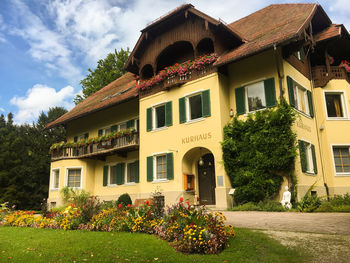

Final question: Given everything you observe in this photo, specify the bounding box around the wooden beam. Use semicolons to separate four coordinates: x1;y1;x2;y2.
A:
185;10;188;19
205;20;208;30
325;48;331;74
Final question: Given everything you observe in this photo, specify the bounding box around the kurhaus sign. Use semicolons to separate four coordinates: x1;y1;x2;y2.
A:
182;132;212;144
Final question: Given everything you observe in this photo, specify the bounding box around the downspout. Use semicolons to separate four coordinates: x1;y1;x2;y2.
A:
273;44;284;101
307;46;330;200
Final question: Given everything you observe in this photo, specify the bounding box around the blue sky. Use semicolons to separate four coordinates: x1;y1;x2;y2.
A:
0;0;349;123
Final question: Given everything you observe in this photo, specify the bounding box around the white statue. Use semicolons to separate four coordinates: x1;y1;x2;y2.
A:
281;186;292;209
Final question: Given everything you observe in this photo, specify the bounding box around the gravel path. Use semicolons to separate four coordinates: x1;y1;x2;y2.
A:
220;211;350;234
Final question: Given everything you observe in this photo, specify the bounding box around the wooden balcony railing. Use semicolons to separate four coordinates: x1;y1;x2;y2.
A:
139;66;217;98
51;132;139;161
312;66;350;87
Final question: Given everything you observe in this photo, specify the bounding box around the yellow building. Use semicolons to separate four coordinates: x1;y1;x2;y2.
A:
46;3;350;209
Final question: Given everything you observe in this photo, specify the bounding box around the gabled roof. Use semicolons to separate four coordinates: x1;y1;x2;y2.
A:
314;24;349;42
215;3;330;66
125;4;244;74
46;73;137;129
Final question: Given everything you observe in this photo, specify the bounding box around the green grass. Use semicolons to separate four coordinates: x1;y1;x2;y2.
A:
0;227;306;263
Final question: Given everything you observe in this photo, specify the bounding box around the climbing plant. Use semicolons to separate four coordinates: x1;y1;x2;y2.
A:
222;100;297;204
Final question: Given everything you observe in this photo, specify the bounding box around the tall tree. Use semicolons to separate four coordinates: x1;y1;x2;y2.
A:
0;107;67;210
74;48;130;104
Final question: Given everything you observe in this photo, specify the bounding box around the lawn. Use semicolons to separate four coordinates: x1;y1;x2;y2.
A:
0;227;306;263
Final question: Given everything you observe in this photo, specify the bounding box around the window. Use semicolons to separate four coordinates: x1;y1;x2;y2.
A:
126;161;139;183
235;78;276;115
287;76;314;117
67;168;81;188
110;165;117;185
51;169;60;189
325;92;347;118
147;102;172;131
155;104;166;128
332;146;350;174
147;153;174;182
179;90;210;123
74;133;89;142
298;140;317;174
294;47;305;63
156;155;167;180
99;119;137;136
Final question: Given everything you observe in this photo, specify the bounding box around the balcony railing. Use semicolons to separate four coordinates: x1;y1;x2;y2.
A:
312;66;350;87
51;132;139;161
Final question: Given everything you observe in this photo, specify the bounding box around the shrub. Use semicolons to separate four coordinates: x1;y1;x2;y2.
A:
116;193;132;206
315;201;334;212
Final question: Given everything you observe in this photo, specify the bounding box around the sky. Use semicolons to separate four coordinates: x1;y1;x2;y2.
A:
0;0;349;124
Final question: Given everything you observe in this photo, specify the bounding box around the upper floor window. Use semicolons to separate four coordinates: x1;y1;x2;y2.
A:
147;102;172;131
294;47;305;63
325;92;347;119
67;168;82;188
98;119;137;137
287;76;314;117
332;146;350;174
235;78;276;115
74;133;89;142
179;90;211;123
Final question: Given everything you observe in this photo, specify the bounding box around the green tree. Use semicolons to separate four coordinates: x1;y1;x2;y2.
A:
0;108;67;210
74;48;130;104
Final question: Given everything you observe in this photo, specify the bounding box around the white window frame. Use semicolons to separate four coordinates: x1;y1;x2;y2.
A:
108;162;118;187
51;168;60;190
65;166;83;189
125;159;138;185
184;90;205;123
245;81;267;113
292;80;311;117
152;103;167;130
152;151;169;183
323;90;349;120
330;144;350;176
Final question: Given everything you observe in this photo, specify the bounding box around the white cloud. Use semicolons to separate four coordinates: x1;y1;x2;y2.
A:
10;84;75;124
327;0;350;30
0;107;5;112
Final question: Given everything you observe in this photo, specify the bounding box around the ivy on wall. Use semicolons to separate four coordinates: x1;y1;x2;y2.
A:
222;100;297;204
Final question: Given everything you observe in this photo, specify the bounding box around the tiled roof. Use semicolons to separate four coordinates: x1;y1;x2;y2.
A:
215;4;318;66
314;24;348;42
46;73;137;129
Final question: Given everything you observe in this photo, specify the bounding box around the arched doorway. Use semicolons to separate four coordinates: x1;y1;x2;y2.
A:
198;153;216;205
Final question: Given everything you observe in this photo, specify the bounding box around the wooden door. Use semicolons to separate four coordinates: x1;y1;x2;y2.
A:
198;153;216;205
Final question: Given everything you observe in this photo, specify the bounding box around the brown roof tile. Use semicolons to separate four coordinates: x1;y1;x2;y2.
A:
215;4;318;66
314;24;347;42
46;73;137;129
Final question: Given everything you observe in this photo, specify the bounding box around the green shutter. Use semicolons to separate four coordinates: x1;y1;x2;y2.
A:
307;90;314;118
84;133;89;139
103;165;108;186
165;101;173;127
300;48;305;63
116;163;125;185
298;140;307;173
201;89;211;117
235;87;245;115
98;129;103;137
127;119;135;128
287;76;295;108
166;152;174;180
111;125;118;132
134;160;139;183
264;78;276;108
311;144;317;174
147;156;153;182
179;97;186;123
74;136;78;142
146;107;152;131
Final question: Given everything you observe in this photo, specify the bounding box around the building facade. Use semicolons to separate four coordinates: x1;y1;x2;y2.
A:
47;4;350;209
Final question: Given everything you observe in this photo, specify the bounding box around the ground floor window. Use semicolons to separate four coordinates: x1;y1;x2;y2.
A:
333;146;350;173
110;165;117;185
156;154;167;180
51;169;60;189
67;168;81;188
127;161;139;183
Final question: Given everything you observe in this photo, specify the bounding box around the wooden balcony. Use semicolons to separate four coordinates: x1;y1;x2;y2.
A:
312;66;350;87
139;66;217;98
51;132;139;161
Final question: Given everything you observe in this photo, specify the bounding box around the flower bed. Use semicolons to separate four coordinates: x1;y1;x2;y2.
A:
1;199;234;254
136;53;218;91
